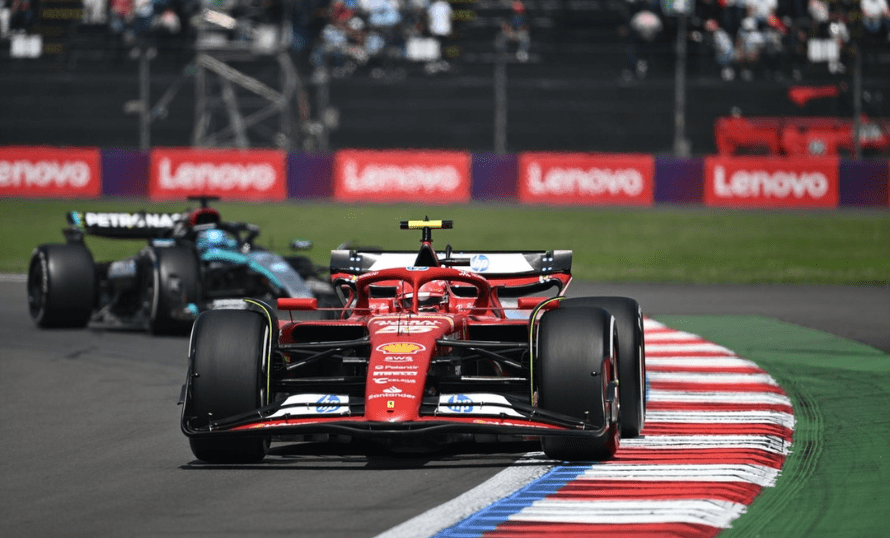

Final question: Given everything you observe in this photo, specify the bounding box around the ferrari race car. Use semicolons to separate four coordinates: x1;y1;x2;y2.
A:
180;219;646;463
27;197;338;333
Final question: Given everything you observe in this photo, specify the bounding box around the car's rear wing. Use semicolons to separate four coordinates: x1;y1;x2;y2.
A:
330;249;572;277
65;210;186;240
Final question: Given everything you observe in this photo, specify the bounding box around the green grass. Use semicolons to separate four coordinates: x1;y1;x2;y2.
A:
2;198;888;284
657;315;890;537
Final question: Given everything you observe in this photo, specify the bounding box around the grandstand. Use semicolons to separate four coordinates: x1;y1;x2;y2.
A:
1;0;888;154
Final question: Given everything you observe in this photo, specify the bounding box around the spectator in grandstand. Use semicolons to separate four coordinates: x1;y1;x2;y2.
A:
862;0;890;41
502;0;530;62
362;0;404;78
83;0;108;25
721;0;748;36
132;0;155;38
745;0;779;23
428;0;452;38
735;15;766;79
109;0;135;46
0;1;9;38
426;0;452;73
621;0;662;80
9;0;35;32
705;18;738;80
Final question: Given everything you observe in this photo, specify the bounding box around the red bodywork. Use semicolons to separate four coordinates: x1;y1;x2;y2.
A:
265;265;570;431
715;116;890;157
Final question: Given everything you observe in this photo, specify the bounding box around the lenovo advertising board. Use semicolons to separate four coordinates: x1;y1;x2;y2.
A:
705;156;839;208
149;148;287;201
0;146;102;198
517;153;655;206
333;150;471;203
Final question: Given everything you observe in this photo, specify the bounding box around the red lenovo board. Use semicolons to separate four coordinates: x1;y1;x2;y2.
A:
149;148;287;201
705;156;839;208
333;150;471;203
0;146;102;198
517;153;654;206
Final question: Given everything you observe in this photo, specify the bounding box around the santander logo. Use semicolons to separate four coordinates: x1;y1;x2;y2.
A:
0;159;92;188
342;159;461;193
713;165;829;199
157;157;276;192
526;162;644;197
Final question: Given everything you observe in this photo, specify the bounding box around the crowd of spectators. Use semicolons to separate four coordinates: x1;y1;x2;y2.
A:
2;0;888;82
621;0;890;81
309;0;455;78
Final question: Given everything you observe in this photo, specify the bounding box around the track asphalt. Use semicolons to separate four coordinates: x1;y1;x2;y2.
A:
1;280;887;537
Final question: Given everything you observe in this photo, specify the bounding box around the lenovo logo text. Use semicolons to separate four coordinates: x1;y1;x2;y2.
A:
158;158;276;191
0;160;92;188
343;160;461;193
527;163;644;196
714;166;829;199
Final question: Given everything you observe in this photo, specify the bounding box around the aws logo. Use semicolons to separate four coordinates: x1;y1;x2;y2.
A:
376;342;426;354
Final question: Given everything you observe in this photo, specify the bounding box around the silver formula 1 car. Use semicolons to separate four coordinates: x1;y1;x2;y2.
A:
27;197;337;334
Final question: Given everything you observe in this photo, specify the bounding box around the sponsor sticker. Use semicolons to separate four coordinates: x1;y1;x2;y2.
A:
384;356;415;363
376;342;426;354
315;394;343;414
470;255;490;272
269;394;350;417
377;325;438;334
446;394;475;413
82;211;183;229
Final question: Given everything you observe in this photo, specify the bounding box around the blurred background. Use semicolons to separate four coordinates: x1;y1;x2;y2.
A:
1;0;888;156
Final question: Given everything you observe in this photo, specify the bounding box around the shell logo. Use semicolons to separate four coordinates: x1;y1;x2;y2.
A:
376;342;426;354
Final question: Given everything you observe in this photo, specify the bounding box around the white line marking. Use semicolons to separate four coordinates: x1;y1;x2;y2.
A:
646;343;735;354
372;455;552;538
648;372;779;385
647;391;793;405
645;410;796;428
578;464;781;487
646;357;758;368
510;499;748;528
622;435;792;454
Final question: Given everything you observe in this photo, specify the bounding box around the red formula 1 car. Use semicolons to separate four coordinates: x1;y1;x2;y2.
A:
180;220;646;463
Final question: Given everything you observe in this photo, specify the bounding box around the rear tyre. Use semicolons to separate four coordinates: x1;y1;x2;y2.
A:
187;309;271;463
537;306;619;461
27;244;96;328
144;246;200;334
562;296;646;438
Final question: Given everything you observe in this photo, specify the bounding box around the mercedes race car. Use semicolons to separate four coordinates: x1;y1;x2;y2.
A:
180;219;646;463
27;197;338;333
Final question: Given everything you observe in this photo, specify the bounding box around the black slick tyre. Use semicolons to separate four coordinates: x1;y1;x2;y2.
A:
187;309;271;463
27;244;96;328
537;306;620;462
561;296;646;438
143;246;200;334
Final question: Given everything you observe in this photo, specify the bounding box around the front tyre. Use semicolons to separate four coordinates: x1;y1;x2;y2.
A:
143;246;200;334
186;309;271;463
27;244;96;328
537;306;620;462
562;296;646;438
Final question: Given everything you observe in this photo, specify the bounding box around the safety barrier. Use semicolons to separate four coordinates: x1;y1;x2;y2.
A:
1;146;888;208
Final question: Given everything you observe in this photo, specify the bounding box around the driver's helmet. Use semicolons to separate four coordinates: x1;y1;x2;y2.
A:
196;228;238;252
400;280;448;311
